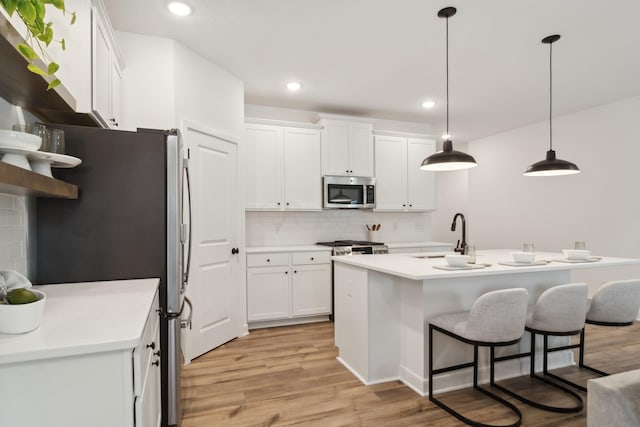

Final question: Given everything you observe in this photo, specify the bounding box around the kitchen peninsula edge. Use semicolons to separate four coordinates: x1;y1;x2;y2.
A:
332;249;640;396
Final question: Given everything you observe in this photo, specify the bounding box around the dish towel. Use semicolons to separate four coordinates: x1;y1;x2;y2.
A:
0;270;33;292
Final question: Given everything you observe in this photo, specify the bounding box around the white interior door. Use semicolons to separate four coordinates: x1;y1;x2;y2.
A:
182;122;240;361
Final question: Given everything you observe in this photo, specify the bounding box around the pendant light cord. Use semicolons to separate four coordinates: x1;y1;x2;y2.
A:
549;41;553;151
446;15;450;136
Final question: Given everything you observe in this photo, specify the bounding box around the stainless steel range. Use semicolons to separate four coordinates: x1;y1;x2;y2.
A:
316;240;389;256
316;240;389;320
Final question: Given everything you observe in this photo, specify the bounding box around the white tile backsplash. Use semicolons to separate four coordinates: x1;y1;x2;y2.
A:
246;210;433;246
0;194;32;276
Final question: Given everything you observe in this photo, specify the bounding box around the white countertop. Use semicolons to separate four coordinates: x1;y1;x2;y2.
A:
332;249;640;281
0;278;159;365
386;241;452;249
246;245;333;253
246;242;451;253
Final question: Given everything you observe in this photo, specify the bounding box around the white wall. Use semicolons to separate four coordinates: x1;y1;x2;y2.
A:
174;43;245;139
246;210;432;246
245;104;433;135
0;97;39;278
435;96;640;289
116;31;177;131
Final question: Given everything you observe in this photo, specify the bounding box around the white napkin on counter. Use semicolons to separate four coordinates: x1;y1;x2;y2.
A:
0;270;33;291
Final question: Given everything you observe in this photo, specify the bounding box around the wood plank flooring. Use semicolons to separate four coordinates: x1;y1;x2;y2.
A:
181;322;640;426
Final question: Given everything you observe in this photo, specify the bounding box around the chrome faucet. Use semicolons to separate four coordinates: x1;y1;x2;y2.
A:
451;213;467;254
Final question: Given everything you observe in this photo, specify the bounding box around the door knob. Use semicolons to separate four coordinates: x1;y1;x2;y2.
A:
231;247;239;255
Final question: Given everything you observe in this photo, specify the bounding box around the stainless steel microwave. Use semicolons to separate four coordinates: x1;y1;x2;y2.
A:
323;176;375;209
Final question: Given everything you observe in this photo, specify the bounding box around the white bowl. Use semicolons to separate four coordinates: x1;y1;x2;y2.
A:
445;254;470;267
562;249;591;260
0;289;46;334
512;252;536;263
30;159;53;177
0;130;41;150
2;153;32;170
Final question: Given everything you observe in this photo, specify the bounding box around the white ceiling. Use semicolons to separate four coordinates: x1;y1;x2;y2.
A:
103;0;640;142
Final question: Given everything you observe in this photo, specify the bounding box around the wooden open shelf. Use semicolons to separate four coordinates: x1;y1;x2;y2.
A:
0;161;77;199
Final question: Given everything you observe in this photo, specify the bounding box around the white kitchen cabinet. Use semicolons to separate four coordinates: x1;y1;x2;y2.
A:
245;123;322;211
91;2;124;128
0;280;161;427
374;134;436;212
317;117;374;177
246;249;332;327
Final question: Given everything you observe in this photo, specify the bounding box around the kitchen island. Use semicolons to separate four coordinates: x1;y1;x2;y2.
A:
333;249;640;395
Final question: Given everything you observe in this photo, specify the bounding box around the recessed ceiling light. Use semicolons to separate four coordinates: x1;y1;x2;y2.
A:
286;82;303;91
422;100;436;109
168;1;192;17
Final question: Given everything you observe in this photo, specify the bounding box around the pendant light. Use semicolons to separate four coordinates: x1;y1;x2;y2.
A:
420;7;477;172
524;35;580;176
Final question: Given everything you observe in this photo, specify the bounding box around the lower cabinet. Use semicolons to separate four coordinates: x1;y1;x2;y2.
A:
0;290;161;427
247;250;332;326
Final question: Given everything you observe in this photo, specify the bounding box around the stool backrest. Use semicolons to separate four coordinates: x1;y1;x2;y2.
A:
529;283;588;333
588;279;640;324
466;288;528;342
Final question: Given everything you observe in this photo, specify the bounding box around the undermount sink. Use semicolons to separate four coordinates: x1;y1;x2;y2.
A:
412;255;445;259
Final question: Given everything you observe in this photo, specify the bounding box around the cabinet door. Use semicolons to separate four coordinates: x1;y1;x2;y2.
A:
349;122;374;177
247;267;291;321
283;128;322;210
137;318;161;427
407;138;436;211
245;125;283;210
110;60;122;129
291;264;331;317
321;120;350;175
374;136;407;211
92;10;111;127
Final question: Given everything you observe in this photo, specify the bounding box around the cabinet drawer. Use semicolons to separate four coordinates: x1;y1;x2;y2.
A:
292;251;331;265
247;253;289;267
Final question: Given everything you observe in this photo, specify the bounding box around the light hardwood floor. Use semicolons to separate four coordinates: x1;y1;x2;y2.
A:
181;321;640;426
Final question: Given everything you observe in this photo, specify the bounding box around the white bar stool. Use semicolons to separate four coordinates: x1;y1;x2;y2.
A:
492;283;588;412
429;288;529;427
564;279;640;391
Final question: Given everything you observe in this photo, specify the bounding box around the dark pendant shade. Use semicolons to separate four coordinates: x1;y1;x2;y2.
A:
420;6;477;172
524;34;580;177
420;140;477;171
524;149;579;176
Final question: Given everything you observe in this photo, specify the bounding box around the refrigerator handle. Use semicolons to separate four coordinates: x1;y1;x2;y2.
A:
183;158;193;290
180;296;193;330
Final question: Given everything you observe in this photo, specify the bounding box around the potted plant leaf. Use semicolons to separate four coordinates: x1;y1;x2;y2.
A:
0;0;76;90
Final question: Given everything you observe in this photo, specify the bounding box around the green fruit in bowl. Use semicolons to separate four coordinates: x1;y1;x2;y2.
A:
7;288;38;304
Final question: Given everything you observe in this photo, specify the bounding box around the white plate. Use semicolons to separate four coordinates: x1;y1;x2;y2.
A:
0;145;81;168
0;130;41;151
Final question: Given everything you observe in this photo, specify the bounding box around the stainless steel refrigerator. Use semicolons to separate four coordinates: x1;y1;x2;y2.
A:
35;125;191;427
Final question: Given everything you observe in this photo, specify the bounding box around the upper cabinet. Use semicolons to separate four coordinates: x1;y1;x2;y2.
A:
0;0;121;128
316;116;374;177
245;121;322;211
374;133;436;212
91;2;123;129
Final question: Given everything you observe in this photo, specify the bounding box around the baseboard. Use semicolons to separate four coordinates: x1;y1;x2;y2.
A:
248;315;330;330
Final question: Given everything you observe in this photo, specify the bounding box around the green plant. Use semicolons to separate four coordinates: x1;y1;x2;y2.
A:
0;0;76;90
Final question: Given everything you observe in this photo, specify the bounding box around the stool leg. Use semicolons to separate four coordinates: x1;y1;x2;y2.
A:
530;332;536;376
429;325;522;427
579;327;609;377
540;332;587;393
492;331;584;413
